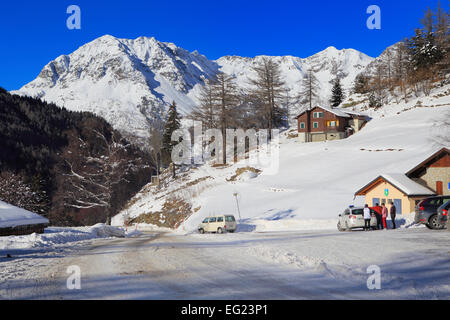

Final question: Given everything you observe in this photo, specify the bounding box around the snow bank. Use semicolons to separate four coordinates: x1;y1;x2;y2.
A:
0;223;135;250
230;218;337;232
0;201;49;228
237;214;419;233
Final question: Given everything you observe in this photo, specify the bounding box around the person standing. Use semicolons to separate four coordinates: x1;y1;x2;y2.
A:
373;203;383;230
363;204;371;231
390;202;397;229
381;203;388;230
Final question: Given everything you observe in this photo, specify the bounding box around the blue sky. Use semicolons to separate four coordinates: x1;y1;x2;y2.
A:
0;0;443;90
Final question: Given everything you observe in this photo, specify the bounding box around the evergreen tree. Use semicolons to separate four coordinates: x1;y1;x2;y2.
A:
407;18;444;71
368;92;382;109
330;77;344;107
162;101;182;165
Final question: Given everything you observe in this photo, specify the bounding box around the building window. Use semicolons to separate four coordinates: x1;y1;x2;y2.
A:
313;122;319;129
300;122;305;129
327;121;338;127
313;112;324;118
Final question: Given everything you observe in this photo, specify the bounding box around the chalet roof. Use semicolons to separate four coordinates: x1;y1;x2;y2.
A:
295;105;366;119
406;147;449;177
355;173;436;197
0;201;49;229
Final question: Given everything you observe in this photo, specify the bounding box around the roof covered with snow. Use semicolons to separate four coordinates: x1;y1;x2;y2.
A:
355;174;436;196
381;174;436;196
406;147;449;177
318;106;351;117
0;201;49;229
295;105;367;119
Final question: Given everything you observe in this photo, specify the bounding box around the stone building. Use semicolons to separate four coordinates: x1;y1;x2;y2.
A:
406;147;449;196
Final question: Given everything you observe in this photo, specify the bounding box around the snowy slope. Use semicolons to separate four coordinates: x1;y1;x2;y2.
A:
217;46;372;115
14;35;373;140
0;201;49;228
112;84;450;231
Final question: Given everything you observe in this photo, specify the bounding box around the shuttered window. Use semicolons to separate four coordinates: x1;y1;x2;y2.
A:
313;112;324;118
327;120;339;127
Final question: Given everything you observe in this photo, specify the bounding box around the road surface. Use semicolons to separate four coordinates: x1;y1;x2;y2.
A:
1;228;449;299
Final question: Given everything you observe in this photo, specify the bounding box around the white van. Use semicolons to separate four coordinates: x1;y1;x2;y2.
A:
198;215;237;234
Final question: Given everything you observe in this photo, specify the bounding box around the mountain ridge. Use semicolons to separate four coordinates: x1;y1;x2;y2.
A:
14;35;378;140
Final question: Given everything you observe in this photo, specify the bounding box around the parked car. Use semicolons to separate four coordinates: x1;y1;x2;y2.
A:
414;196;450;229
337;206;377;231
198;215;237;234
437;200;450;228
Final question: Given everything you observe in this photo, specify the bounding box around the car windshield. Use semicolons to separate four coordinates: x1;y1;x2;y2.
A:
225;216;235;222
202;218;209;223
425;198;442;206
352;209;364;215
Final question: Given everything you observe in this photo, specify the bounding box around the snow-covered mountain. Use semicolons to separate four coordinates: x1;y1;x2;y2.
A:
15;35;374;140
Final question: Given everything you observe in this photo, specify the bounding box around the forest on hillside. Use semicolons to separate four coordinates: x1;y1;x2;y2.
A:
0;88;152;225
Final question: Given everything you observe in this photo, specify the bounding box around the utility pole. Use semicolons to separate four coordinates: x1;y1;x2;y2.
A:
233;192;242;223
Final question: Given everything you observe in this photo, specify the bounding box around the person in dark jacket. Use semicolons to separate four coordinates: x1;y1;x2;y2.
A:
390;203;396;229
373;203;383;230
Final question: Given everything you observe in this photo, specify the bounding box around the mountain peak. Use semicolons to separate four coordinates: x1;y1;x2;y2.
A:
15;36;375;142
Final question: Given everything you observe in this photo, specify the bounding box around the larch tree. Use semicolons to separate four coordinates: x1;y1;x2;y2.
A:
393;41;410;101
353;73;370;94
211;72;240;164
282;86;294;127
190;79;219;130
298;68;320;111
249;57;286;136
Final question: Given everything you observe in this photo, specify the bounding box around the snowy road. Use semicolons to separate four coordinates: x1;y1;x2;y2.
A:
1;228;449;299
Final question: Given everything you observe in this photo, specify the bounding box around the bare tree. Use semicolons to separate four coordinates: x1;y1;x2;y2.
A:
63;130;132;225
147;120;164;188
370;64;388;105
283;86;294;127
393;42;410;102
297;68;320;111
249;57;286;135
190;80;219;130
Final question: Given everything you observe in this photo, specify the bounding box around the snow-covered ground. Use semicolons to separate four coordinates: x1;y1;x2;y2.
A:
1;229;448;299
112;84;450;233
0;224;139;250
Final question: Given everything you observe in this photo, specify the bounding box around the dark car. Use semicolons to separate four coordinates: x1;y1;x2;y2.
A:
415;195;450;229
437;200;450;228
